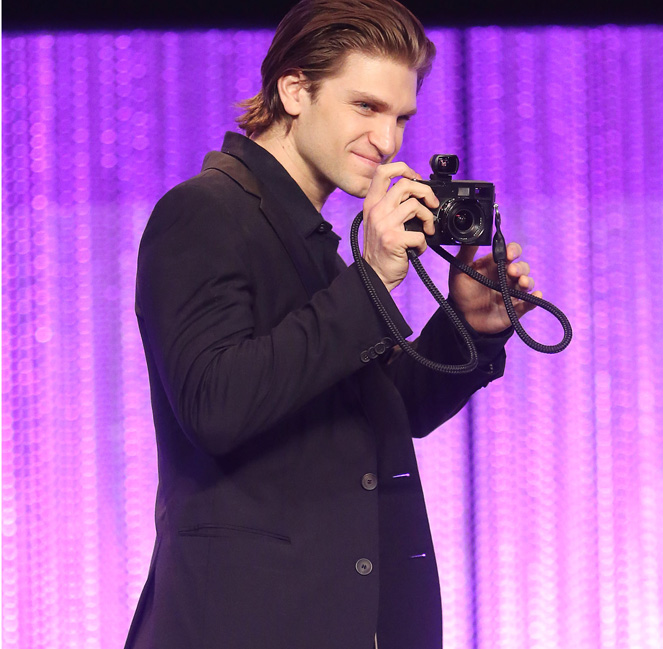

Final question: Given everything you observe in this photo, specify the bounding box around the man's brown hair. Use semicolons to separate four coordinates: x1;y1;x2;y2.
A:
237;0;436;137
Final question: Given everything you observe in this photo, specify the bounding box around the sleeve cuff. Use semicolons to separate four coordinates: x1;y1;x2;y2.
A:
348;261;413;340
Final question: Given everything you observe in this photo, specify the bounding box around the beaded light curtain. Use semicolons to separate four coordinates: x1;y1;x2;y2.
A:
3;27;662;649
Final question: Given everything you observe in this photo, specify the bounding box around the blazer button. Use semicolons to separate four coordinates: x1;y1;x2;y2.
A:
368;346;378;359
360;350;370;363
355;558;373;575
361;473;378;491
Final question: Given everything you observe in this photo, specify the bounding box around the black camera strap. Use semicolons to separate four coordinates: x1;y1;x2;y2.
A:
350;208;573;374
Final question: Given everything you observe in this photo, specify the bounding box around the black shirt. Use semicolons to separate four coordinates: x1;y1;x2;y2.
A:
221;131;342;284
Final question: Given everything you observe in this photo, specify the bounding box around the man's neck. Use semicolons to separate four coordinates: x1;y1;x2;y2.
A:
251;127;332;212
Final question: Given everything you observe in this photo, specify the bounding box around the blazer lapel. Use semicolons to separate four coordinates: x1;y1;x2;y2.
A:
202;151;329;299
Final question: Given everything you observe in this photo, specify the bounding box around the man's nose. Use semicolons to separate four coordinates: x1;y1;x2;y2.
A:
369;117;397;159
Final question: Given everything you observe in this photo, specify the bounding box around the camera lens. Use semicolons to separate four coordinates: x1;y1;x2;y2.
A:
453;209;474;233
443;199;486;243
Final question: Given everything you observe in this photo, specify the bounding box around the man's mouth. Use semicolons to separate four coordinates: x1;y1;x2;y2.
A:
353;152;382;168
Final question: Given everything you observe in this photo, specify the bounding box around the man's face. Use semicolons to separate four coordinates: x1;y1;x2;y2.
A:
285;52;419;204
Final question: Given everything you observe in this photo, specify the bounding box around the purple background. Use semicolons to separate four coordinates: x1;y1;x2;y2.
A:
3;27;663;648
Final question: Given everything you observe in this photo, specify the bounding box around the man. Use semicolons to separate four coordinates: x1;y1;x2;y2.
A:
125;1;539;647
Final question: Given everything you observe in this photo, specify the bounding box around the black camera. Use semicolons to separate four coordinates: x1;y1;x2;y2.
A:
406;154;495;246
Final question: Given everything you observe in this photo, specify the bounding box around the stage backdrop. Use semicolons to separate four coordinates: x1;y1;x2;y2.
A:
3;26;662;649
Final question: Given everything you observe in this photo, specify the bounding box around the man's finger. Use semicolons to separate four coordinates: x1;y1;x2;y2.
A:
388;177;439;210
395;197;437;235
455;244;479;266
506;242;523;262
513;290;542;317
365;161;420;206
507;260;531;279
402;231;428;257
516;274;535;292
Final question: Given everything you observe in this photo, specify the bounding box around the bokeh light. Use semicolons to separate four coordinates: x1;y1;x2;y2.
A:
2;27;662;649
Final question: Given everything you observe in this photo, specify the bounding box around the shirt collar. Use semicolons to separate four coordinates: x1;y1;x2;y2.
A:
221;132;339;241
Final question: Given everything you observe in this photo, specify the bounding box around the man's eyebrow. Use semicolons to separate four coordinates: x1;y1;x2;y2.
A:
349;91;417;116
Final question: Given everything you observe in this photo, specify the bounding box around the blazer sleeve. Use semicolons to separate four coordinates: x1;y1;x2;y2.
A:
385;301;513;438
136;177;411;456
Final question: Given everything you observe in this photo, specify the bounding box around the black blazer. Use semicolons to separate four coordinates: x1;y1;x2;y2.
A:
125;134;507;649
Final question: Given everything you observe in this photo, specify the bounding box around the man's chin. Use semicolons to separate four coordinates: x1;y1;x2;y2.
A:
339;178;371;199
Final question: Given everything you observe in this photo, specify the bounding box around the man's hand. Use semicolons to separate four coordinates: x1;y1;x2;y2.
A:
449;243;541;334
362;162;439;292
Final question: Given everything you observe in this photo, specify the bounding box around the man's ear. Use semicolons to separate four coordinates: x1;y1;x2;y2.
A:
277;72;309;117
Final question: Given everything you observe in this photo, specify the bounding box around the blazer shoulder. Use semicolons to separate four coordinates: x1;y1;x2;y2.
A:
143;166;261;243
160;165;256;213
